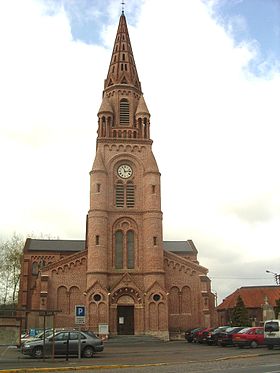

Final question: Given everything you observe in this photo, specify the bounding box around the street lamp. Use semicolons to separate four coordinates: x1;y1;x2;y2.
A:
266;270;280;285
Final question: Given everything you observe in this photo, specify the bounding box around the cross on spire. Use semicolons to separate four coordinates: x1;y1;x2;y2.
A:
121;0;125;14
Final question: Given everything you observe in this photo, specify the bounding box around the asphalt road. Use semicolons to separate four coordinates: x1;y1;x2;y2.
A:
1;338;280;372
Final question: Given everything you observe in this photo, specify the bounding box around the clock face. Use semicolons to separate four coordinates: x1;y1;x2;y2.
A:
118;164;133;179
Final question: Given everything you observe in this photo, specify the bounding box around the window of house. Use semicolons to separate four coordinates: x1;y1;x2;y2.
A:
153;237;157;246
97;183;101;192
152;185;156;194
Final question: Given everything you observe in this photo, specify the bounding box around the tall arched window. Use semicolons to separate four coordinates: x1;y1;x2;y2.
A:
115;231;123;269
120;99;129;125
127;230;134;269
114;229;135;270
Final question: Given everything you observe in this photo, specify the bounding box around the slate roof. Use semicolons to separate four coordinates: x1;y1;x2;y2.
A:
25;239;85;252
25;238;197;254
217;286;280;310
163;240;197;254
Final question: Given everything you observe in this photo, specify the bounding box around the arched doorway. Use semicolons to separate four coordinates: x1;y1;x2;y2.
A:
111;287;143;335
117;294;135;335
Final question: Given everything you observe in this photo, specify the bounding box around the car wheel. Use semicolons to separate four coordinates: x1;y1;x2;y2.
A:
32;346;43;358
250;340;258;348
268;345;274;350
83;346;94;358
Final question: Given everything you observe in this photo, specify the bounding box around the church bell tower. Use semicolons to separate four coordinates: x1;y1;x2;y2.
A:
86;13;169;339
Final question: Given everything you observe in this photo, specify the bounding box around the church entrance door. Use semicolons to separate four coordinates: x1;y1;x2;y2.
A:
117;306;134;335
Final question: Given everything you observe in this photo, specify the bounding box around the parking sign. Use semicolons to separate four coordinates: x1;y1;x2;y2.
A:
75;305;86;324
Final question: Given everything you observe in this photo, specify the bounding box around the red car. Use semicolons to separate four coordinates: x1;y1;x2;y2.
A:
194;327;215;344
232;327;264;348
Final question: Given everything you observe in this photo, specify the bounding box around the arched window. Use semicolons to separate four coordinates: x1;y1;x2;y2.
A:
113;218;137;270
120;99;129;125
127;230;134;269
115;231;123;269
32;262;38;275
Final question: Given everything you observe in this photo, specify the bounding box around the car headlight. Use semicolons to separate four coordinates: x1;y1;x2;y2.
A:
24;344;30;348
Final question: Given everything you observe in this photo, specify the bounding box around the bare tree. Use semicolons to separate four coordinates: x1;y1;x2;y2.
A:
0;233;24;305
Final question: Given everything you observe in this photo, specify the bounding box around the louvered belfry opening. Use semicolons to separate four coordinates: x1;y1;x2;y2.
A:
116;181;125;207
120;99;129;125
115;181;135;208
126;181;135;207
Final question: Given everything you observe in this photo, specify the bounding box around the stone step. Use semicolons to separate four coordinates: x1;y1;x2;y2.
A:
107;334;164;344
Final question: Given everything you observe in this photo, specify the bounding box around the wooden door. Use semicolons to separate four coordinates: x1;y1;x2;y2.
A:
117;306;134;335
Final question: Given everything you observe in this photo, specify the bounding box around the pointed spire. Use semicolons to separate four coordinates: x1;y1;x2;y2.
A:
136;95;150;117
98;95;113;114
104;14;142;92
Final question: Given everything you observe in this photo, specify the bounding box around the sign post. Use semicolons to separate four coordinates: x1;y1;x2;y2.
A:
75;305;85;360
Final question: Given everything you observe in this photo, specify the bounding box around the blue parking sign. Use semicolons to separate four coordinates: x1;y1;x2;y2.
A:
75;305;85;317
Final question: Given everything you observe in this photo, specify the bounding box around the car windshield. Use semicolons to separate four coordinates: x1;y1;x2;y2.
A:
238;327;250;334
36;330;54;339
224;327;236;333
265;321;279;332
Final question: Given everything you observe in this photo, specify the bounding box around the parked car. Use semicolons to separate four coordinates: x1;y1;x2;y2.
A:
20;329;54;346
217;327;245;347
232;327;264;348
194;328;215;344
206;326;230;345
21;330;104;358
264;320;280;349
185;328;204;343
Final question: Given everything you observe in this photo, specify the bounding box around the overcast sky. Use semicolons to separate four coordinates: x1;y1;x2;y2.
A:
1;0;280;304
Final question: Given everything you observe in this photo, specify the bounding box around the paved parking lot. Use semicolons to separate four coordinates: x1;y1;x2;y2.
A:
1;338;279;372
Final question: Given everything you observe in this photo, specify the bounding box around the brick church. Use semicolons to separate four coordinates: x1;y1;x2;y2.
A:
18;13;215;340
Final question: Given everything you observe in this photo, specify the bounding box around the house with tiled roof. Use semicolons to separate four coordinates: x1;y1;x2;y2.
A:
217;286;280;325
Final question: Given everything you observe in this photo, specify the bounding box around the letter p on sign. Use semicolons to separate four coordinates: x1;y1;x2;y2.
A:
75;305;85;324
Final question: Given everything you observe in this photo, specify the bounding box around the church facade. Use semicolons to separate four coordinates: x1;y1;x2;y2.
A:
18;14;215;340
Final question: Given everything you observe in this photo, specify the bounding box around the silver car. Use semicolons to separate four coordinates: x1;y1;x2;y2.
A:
21;330;104;358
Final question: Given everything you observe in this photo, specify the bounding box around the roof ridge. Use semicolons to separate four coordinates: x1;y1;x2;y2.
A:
41;249;87;272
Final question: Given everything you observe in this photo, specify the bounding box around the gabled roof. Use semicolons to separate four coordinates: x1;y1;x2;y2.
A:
217;286;280;310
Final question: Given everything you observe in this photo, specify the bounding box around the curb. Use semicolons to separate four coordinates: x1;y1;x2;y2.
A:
0;363;167;373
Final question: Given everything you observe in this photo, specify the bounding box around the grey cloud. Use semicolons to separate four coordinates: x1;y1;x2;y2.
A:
226;195;276;223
